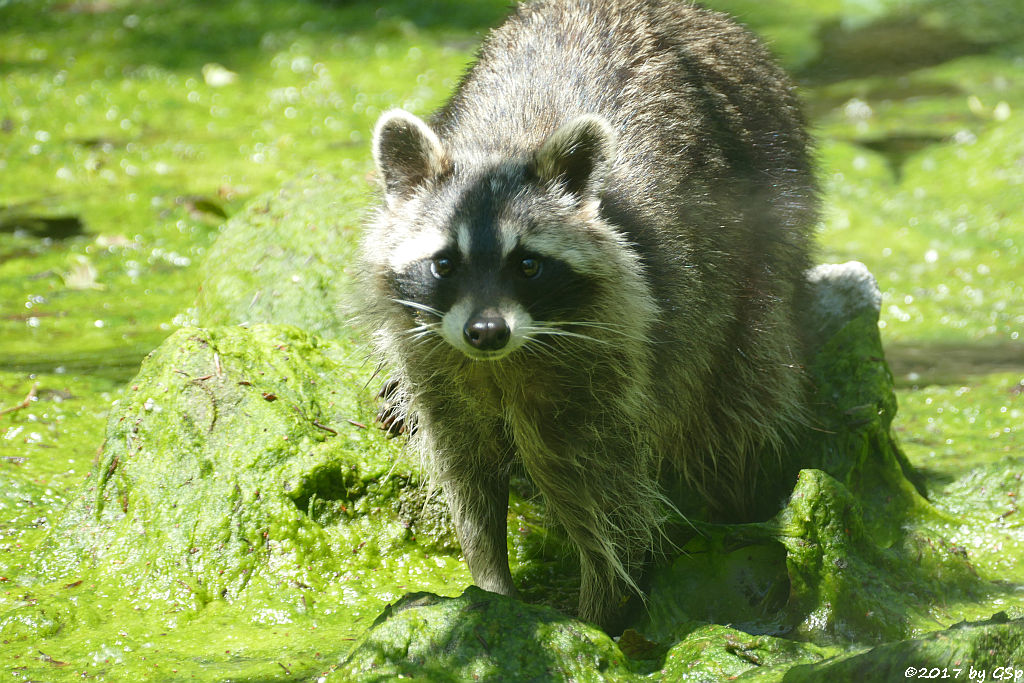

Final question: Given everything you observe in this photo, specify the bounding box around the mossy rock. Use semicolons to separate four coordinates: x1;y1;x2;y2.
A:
38;323;456;617
333;586;635;682
192;174;363;340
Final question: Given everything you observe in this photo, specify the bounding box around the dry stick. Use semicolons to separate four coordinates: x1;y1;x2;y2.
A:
313;421;339;435
0;382;39;417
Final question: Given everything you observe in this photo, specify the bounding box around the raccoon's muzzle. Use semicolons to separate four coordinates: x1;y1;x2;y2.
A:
463;311;511;351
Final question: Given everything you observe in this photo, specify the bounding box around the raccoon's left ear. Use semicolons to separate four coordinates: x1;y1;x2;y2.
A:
532;115;616;204
372;109;450;206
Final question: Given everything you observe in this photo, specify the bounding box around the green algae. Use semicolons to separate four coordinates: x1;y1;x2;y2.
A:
782;613;1024;682
0;0;479;377
2;324;470;680
898;374;1024;482
192;175;363;339
335;587;636;682
2;0;1024;680
0;372;117;594
813;55;1024;346
660;623;834;681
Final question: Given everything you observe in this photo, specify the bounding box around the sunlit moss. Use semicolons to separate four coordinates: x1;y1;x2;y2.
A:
2;0;1023;679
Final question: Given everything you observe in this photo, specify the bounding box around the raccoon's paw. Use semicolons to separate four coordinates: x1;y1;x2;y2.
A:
374;377;414;437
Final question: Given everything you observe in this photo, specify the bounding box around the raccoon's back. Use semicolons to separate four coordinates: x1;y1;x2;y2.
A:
433;0;814;211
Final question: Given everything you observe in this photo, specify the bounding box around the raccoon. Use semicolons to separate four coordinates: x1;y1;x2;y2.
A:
358;0;817;630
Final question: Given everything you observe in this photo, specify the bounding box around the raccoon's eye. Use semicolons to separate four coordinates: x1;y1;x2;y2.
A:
519;258;542;278
430;257;454;279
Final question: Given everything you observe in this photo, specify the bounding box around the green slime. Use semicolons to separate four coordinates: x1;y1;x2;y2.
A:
2;0;1023;680
2;177;1020;681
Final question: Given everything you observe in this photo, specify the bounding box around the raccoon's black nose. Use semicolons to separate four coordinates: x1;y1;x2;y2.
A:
464;315;511;351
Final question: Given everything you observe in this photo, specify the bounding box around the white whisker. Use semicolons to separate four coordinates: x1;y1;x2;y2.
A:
521;336;559;360
525;326;609;345
393;299;445;318
539;320;646;343
402;322;440;337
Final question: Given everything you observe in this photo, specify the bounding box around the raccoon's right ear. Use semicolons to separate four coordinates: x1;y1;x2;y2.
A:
532;115;616;204
372;109;450;205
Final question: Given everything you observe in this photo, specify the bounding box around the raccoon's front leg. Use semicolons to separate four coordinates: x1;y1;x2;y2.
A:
442;468;517;598
518;431;655;630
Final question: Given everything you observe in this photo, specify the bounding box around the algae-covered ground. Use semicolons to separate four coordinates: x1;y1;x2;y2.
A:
2;0;1023;680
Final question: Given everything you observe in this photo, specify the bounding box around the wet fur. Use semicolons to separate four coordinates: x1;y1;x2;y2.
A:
358;0;817;630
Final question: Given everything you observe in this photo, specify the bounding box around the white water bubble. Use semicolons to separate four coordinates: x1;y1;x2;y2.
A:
843;98;872;121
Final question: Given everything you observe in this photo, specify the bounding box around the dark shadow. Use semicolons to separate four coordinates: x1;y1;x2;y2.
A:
803;81;964;122
887;341;1024;387
798;16;995;85
0;208;86;239
851;133;947;181
1;348;153;383
907;465;958;492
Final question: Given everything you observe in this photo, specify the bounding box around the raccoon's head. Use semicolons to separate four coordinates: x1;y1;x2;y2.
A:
368;109;628;362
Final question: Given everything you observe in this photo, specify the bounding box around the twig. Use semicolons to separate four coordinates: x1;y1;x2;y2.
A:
0;382;39;417
313;421;338;435
37;650;68;667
